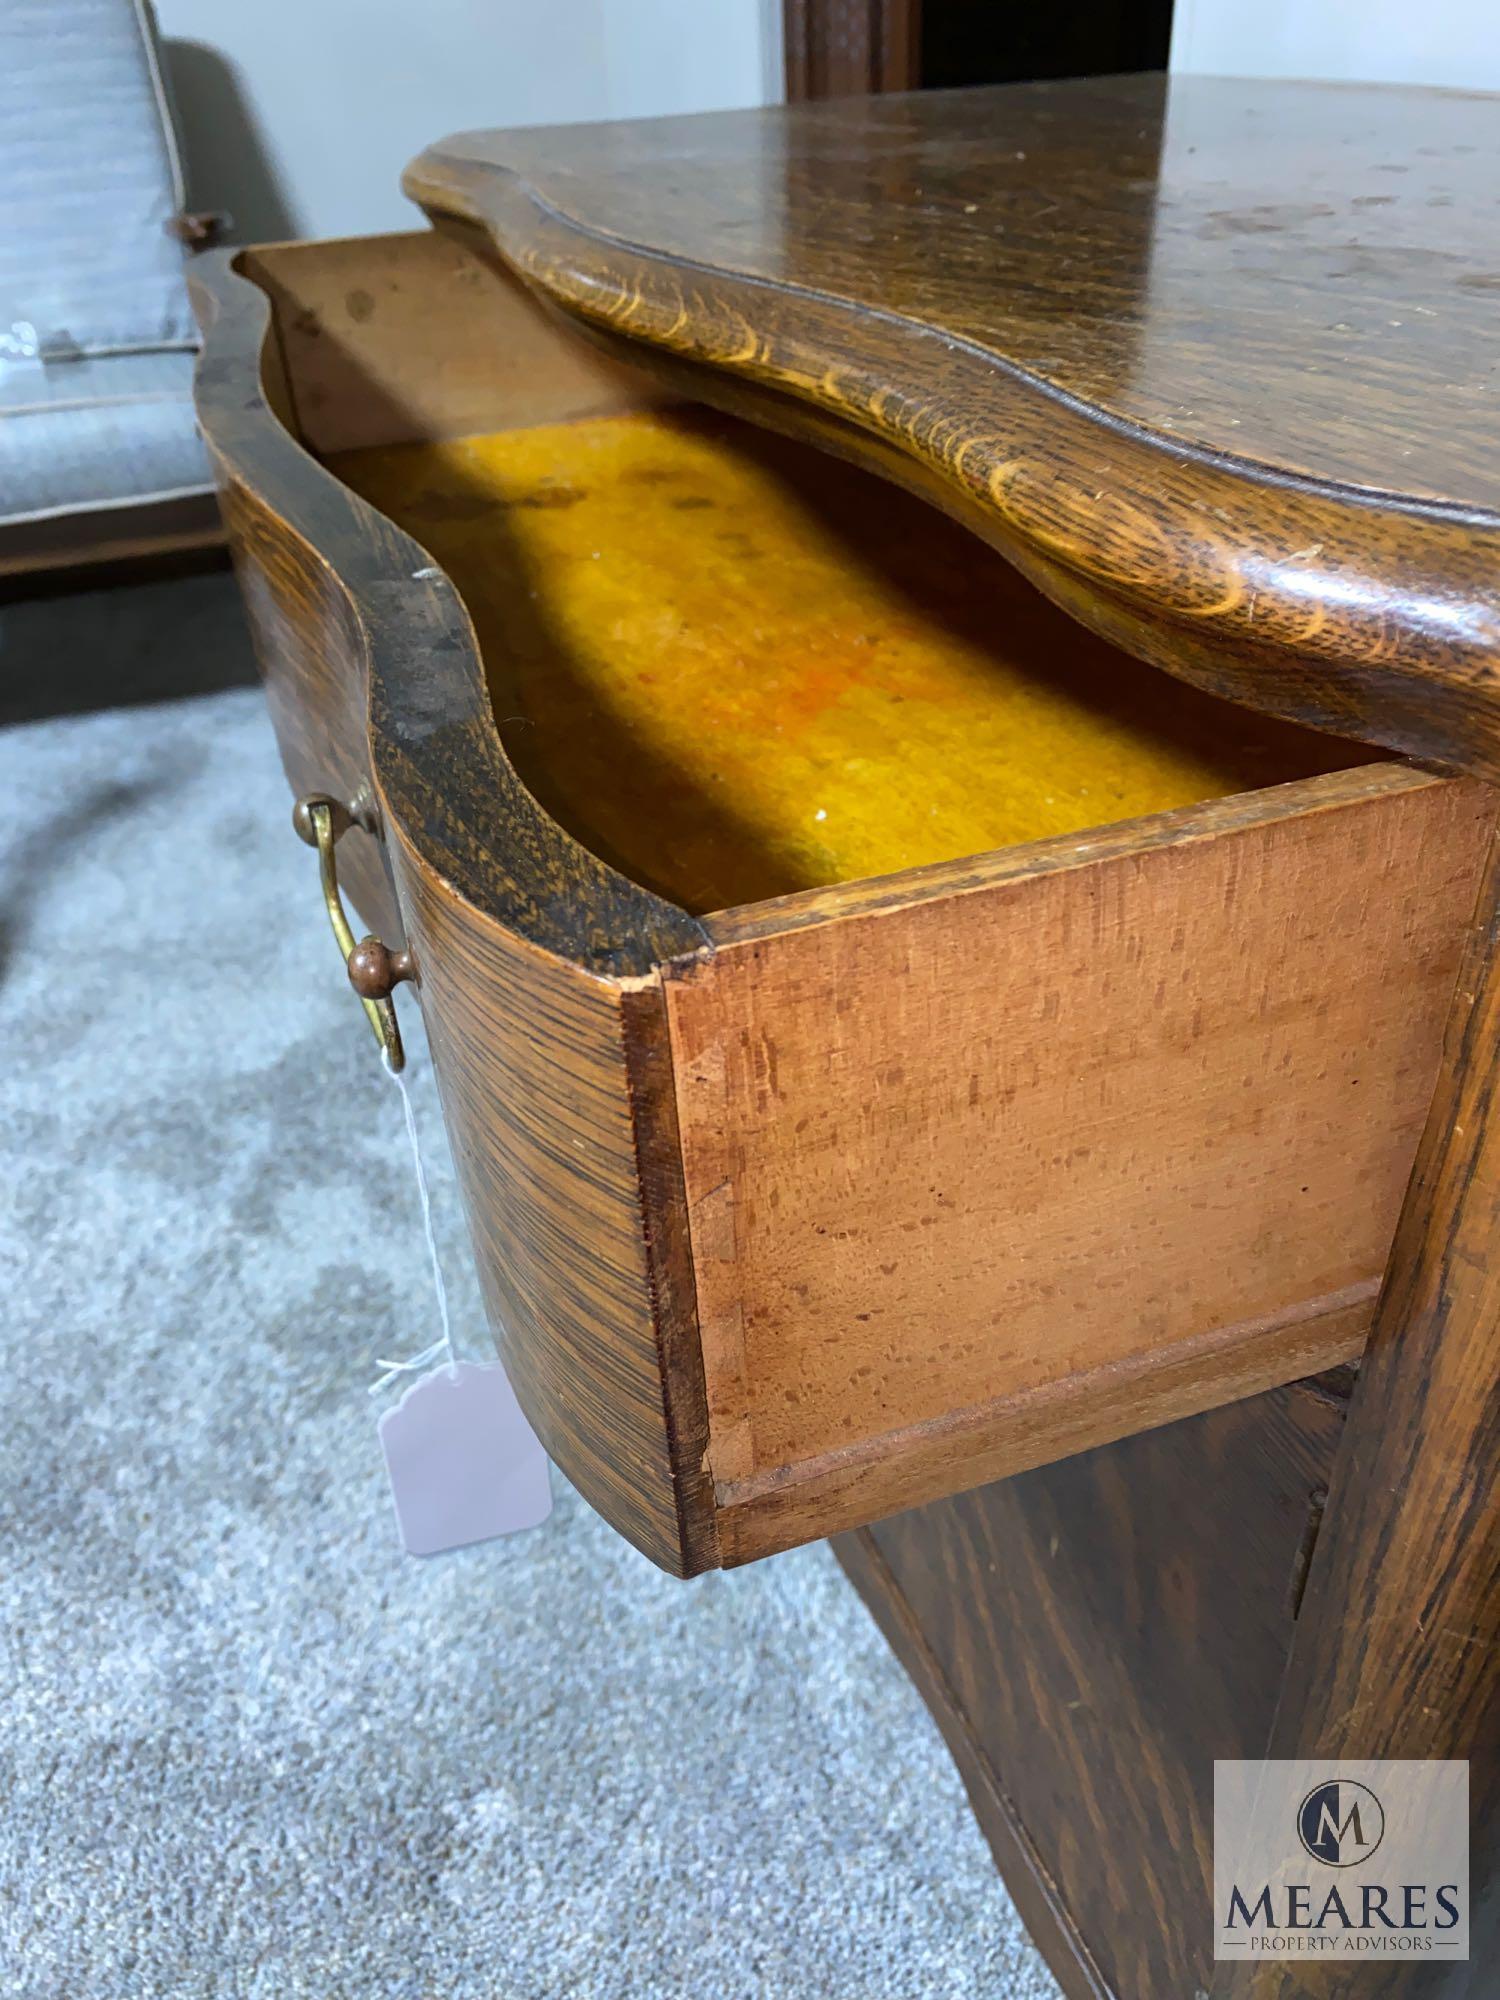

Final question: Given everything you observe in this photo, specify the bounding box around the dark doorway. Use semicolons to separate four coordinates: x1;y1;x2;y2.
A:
784;1;1174;100
922;0;1173;89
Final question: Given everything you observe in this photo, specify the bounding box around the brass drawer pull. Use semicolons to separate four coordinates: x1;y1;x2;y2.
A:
292;794;413;1071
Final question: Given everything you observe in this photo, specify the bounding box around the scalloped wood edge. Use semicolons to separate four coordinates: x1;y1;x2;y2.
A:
407;119;1500;783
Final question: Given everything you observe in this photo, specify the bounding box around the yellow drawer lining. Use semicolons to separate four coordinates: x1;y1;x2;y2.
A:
328;406;1365;917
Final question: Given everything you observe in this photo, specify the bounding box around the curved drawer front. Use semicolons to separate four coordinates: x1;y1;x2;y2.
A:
193;228;1494;1574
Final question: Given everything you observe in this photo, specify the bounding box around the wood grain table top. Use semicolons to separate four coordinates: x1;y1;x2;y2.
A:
407;76;1500;778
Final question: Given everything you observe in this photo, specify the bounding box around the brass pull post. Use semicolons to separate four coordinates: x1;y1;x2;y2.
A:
292;795;413;1071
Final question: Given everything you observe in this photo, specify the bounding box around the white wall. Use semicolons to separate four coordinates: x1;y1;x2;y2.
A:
156;0;783;243
1172;0;1500;91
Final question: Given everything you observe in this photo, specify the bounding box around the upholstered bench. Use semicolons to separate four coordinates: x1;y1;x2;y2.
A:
0;0;219;576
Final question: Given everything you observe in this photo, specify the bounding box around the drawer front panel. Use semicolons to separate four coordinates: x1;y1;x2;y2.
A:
386;821;716;1576
210;456;401;945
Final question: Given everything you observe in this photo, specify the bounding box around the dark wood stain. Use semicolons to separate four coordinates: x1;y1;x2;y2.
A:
196;81;1499;1992
192;252;716;1574
407;78;1500;778
837;1372;1351;1999
1213;831;1500;1999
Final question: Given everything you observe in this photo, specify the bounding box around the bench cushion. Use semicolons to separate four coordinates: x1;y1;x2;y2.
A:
0;349;208;525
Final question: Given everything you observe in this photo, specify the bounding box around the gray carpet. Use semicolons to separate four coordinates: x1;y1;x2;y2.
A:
0;571;1062;1999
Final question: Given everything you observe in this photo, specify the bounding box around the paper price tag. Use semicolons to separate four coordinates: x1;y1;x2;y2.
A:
378;1360;552;1556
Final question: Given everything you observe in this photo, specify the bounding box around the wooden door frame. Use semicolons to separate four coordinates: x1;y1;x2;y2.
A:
783;0;922;100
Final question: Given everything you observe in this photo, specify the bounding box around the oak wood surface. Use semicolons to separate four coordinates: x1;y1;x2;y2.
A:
193;222;1498;1579
837;1369;1355;2000
192;240;704;978
191;245;718;1573
1211;834;1500;1999
388;814;717;1573
200;86;1500;1991
407;78;1500;777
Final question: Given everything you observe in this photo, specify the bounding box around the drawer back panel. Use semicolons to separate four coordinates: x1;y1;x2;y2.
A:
241;228;669;459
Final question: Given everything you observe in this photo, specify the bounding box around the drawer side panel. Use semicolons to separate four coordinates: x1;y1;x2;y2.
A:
666;771;1494;1551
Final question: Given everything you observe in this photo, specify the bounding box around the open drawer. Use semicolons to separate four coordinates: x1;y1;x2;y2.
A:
192;229;1493;1574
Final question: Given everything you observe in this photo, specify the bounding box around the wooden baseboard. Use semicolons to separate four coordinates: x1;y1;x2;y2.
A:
0;493;225;581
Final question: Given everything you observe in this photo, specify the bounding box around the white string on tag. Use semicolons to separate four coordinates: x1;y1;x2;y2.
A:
372;1047;458;1393
369;1045;553;1553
